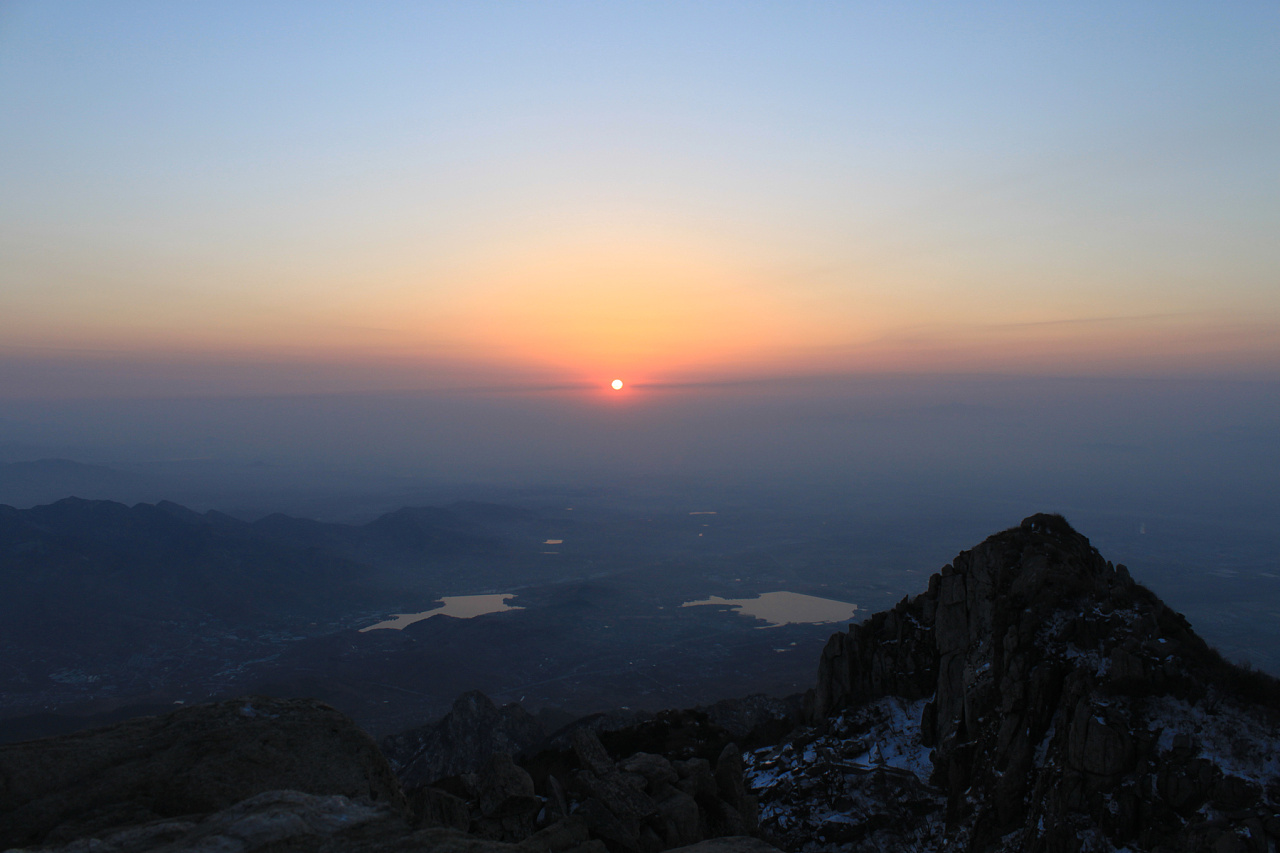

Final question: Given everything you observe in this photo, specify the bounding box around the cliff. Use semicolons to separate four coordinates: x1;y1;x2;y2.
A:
753;513;1280;852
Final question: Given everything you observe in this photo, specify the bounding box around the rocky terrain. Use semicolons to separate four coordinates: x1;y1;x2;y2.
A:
750;513;1280;852
2;514;1277;853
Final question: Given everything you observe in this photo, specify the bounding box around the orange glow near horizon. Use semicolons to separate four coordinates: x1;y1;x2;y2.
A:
428;237;840;381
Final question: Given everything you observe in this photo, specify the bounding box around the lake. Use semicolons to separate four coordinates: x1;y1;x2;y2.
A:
360;593;522;632
680;591;858;628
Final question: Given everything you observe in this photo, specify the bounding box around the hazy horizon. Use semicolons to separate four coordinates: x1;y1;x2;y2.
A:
1;3;1277;685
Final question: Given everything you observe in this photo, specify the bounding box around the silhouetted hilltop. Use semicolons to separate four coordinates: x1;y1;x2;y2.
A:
0;498;374;637
0;496;529;643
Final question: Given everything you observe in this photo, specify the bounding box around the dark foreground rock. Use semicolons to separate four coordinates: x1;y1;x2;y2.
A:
6;789;778;853
0;696;405;850
403;725;760;853
0;696;767;853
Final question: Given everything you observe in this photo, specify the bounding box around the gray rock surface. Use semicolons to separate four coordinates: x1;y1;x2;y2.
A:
0;696;404;850
384;691;547;788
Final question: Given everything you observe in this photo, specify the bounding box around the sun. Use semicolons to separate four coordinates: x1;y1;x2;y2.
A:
610;379;624;390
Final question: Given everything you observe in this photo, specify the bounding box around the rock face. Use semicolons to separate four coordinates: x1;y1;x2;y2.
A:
0;697;772;853
758;513;1280;853
383;690;548;788
0;696;405;850
403;725;760;853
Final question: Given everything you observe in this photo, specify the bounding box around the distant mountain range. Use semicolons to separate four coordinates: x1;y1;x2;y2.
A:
0;496;521;635
0;496;554;733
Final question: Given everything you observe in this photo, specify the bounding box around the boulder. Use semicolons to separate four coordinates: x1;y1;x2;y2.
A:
0;696;404;850
619;752;679;792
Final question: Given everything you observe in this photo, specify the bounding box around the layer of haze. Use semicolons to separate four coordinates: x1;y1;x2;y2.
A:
0;3;1277;543
3;1;1279;393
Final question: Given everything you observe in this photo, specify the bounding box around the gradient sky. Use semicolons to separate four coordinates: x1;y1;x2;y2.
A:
2;1;1278;396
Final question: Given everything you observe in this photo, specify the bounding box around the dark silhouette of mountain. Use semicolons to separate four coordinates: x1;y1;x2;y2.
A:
0;496;545;734
0;497;373;637
3;514;1276;853
0;496;531;641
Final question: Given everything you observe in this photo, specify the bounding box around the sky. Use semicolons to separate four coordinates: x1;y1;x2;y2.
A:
2;1;1278;399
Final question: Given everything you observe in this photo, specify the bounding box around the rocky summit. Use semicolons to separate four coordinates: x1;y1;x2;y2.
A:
752;513;1280;852
2;514;1277;853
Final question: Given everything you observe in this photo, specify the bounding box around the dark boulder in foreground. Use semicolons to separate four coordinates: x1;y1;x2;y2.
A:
0;696;405;850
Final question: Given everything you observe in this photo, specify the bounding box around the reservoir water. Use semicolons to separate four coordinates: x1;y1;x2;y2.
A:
360;593;522;632
680;591;857;628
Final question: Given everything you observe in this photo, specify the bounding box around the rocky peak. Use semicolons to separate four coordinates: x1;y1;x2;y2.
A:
382;689;547;788
784;514;1280;852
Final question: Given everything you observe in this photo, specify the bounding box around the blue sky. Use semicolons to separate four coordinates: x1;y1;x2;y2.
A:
2;1;1278;395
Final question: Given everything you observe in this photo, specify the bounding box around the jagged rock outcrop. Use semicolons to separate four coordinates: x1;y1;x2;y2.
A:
0;696;774;853
403;724;760;853
4;789;778;853
384;691;548;788
0;697;405;850
757;513;1280;853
